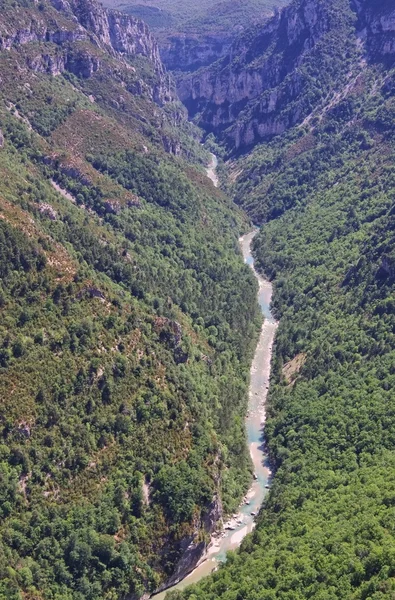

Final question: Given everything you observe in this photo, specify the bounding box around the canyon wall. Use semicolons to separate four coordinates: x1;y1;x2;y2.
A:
0;0;173;103
178;0;395;149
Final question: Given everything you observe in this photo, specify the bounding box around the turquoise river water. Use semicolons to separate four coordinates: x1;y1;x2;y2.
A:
152;158;278;599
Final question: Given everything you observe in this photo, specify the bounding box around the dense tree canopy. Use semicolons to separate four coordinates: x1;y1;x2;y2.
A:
0;2;261;597
174;13;395;600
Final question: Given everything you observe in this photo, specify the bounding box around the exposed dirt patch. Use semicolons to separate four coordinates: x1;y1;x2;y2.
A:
50;179;77;203
142;480;151;505
282;353;307;385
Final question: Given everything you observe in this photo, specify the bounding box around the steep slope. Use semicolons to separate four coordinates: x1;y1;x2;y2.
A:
179;0;395;149
172;1;395;599
151;0;289;74
0;1;262;599
103;0;290;75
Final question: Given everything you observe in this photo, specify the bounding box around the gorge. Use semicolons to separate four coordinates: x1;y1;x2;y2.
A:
1;0;395;599
152;176;278;599
0;2;261;597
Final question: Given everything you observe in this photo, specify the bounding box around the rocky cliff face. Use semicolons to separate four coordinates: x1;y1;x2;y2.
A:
150;0;288;74
67;0;173;103
66;0;165;70
160;32;232;73
153;494;223;596
0;0;173;104
178;0;395;149
354;0;395;61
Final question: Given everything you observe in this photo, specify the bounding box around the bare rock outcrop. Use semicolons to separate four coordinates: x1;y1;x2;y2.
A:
354;0;395;59
178;0;395;150
160;32;232;73
38;203;58;220
0;0;174;104
154;495;223;596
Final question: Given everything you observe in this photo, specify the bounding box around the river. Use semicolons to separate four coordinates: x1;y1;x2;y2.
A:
206;152;219;188
152;155;278;600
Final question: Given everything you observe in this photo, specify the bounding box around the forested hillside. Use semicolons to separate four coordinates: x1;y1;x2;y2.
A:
4;0;395;598
0;1;261;598
171;0;395;599
101;0;287;32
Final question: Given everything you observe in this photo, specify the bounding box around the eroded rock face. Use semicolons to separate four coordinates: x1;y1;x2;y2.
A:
27;52;68;76
354;0;395;59
65;0;164;67
38;203;58;220
160;33;232;73
0;16;87;50
178;0;395;150
0;0;173;104
63;0;172;102
153;495;223;596
178;0;342;147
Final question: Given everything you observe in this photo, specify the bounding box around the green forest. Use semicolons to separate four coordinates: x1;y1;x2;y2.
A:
0;1;262;598
2;0;395;598
170;3;395;599
102;0;288;32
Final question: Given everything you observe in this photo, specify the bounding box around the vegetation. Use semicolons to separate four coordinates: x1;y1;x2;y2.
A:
172;10;395;600
102;0;289;31
0;2;262;598
4;0;395;598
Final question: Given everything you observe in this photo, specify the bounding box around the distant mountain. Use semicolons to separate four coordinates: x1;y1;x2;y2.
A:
102;0;290;74
102;0;287;30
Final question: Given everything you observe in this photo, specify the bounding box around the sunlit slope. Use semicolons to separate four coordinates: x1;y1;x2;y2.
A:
102;0;289;31
0;1;261;598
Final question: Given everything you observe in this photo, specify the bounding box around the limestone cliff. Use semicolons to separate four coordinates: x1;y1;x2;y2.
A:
178;0;395;150
154;0;287;74
153;494;223;596
160;32;232;73
0;0;173;104
355;0;395;60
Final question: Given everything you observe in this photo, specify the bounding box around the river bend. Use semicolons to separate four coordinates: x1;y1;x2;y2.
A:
153;156;278;599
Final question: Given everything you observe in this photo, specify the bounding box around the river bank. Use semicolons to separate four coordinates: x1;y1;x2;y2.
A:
206;152;219;187
152;158;278;600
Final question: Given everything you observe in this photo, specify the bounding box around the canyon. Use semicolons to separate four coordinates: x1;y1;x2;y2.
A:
0;0;260;597
178;0;395;149
1;0;395;599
